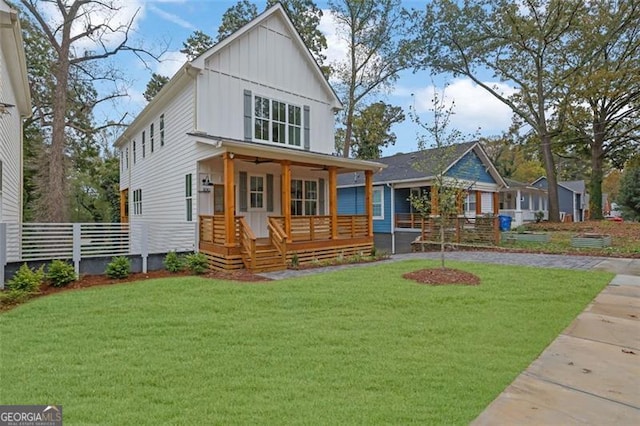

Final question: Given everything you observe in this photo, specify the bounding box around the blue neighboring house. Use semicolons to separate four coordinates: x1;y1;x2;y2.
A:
337;141;507;253
531;177;587;222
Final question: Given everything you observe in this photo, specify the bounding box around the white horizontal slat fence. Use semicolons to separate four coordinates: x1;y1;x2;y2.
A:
1;222;197;288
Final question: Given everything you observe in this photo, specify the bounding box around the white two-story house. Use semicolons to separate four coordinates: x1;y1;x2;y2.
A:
115;4;384;272
0;0;31;223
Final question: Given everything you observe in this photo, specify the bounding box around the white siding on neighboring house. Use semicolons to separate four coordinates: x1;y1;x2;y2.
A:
196;13;336;154
0;0;30;223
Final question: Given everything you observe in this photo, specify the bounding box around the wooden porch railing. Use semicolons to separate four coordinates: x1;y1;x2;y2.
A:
238;217;256;269
269;215;368;242
395;213;426;229
412;215;499;245
199;215;240;245
267;217;287;258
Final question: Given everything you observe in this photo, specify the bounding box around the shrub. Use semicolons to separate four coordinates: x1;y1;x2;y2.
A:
6;264;45;293
185;252;208;275
164;251;184;273
47;260;76;287
105;256;131;279
0;289;32;306
291;252;299;268
534;211;544;223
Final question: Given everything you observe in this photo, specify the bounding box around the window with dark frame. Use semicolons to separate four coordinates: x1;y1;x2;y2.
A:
160;114;165;146
185;174;193;221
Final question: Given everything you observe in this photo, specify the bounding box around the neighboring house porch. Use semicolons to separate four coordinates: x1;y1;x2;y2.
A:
499;178;548;227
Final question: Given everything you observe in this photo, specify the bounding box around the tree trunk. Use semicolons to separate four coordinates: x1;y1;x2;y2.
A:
589;120;605;220
43;53;70;222
342;105;354;158
541;133;560;222
440;216;445;269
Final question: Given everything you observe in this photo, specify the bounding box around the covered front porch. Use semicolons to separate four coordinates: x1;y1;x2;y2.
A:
194;137;383;272
499;179;548;227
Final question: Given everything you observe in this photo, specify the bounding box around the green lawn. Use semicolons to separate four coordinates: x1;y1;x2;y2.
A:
0;260;613;424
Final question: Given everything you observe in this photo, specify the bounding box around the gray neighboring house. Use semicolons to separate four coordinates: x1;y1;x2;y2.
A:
531;177;587;222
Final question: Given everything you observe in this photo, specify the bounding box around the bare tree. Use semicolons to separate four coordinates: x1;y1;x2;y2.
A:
329;0;417;158
20;0;160;222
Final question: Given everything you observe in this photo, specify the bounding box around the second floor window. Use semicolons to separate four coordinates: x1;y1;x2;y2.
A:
254;96;303;147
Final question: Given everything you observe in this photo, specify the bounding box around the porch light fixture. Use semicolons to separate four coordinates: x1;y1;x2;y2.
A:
229;152;235;159
202;177;213;186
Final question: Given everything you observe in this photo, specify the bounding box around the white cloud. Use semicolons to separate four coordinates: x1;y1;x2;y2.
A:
411;79;517;135
318;9;349;67
155;50;188;78
39;0;146;55
148;4;195;30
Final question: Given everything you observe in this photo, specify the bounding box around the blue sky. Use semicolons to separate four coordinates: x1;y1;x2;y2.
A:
68;0;515;155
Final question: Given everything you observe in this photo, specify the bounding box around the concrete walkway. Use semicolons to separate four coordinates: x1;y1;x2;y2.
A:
260;252;640;424
473;273;640;425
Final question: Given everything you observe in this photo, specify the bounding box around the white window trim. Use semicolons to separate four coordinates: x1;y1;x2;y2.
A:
291;178;318;216
248;173;266;212
253;95;304;149
373;187;384;220
465;191;477;213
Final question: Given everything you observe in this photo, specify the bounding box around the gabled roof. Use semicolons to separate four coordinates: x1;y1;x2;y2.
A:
559;180;586;194
116;3;340;148
0;0;31;116
531;177;586;194
501;178;546;193
191;3;341;110
337;141;507;187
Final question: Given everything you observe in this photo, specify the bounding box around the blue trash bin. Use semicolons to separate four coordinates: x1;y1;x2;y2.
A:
498;215;512;231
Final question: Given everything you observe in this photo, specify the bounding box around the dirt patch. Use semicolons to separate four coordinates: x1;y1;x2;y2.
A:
403;268;481;286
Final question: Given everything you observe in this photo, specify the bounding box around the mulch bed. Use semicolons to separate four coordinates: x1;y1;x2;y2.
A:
37;269;272;297
403;268;481;286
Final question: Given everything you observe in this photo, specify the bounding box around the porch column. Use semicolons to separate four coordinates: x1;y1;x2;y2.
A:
475;190;482;215
223;152;236;247
281;161;292;242
365;170;373;237
515;189;523;227
329;167;338;239
493;192;499;215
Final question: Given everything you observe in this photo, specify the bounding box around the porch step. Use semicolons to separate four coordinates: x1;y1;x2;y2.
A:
241;244;286;273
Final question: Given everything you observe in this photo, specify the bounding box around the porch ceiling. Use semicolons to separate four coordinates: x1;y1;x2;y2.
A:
191;133;386;173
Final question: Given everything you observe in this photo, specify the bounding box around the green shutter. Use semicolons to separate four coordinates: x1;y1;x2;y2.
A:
303;105;310;150
244;90;252;141
239;172;248;212
318;178;325;214
266;174;274;212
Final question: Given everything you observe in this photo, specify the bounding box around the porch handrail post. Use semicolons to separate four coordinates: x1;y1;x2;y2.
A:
281;161;292;243
73;223;81;279
223;152;236;247
0;223;6;289
328;166;338;239
365;170;373;237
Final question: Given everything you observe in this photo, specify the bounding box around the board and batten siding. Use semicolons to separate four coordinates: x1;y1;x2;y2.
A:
0;36;21;223
446;151;496;184
121;81;201;223
196;13;336;154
